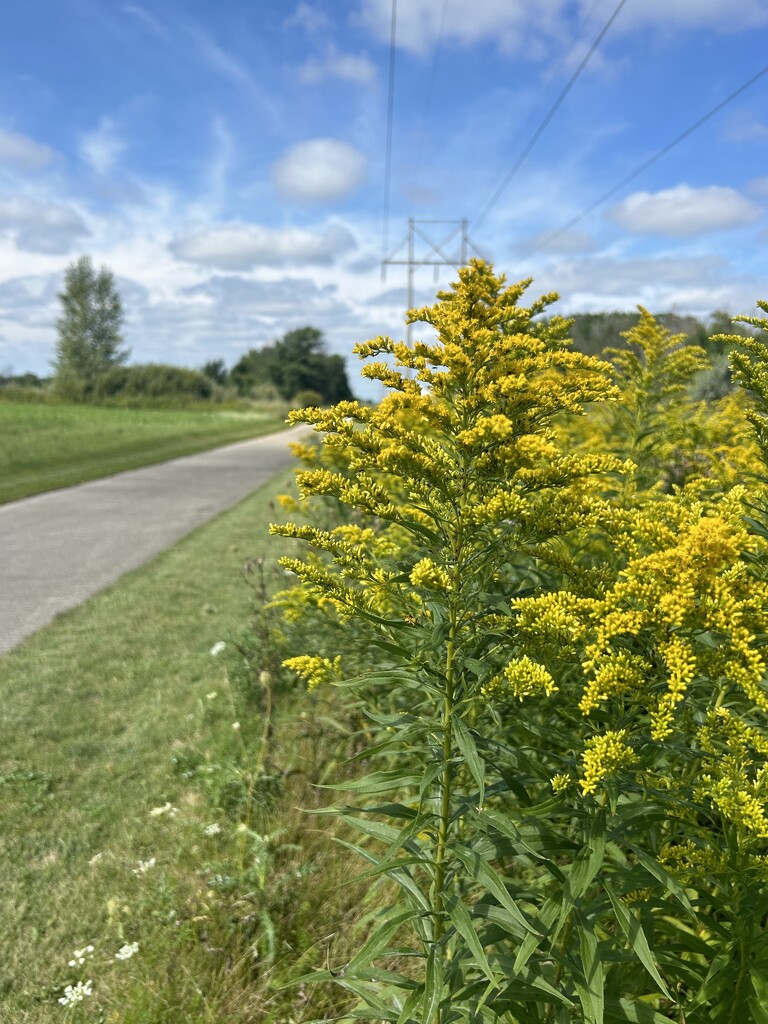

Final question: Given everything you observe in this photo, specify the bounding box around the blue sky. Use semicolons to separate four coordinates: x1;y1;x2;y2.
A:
2;0;768;398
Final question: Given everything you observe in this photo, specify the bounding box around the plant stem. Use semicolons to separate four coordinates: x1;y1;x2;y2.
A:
431;604;457;1024
433;619;456;946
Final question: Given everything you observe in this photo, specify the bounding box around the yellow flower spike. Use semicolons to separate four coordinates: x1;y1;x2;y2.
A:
282;655;343;691
580;730;637;795
482;656;558;702
409;558;453;592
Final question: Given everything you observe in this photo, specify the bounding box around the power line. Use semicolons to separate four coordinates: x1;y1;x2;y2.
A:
381;0;397;279
472;0;629;232
528;59;768;254
411;0;449;196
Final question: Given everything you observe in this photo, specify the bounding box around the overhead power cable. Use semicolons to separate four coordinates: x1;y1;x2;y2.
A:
411;0;449;195
528;59;768;253
473;0;629;232
381;0;398;279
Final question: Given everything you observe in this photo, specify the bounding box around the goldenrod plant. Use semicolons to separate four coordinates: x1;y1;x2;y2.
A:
270;264;768;1023
271;261;633;1022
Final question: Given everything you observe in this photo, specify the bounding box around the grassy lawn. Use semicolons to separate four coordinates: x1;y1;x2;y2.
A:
0;400;289;505
0;467;365;1023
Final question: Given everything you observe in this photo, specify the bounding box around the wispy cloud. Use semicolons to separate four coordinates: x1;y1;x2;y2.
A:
186;25;281;123
170;221;356;269
121;2;169;38
0;128;55;171
298;46;377;86
284;3;332;34
79;118;126;176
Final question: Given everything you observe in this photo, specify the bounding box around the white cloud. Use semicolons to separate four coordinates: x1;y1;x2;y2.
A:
284;3;331;33
609;185;763;238
523;229;597;254
298;46;377;86
357;0;554;56
0;128;54;171
617;0;768;32
121;3;169;37
272;139;367;203
79;118;126;176
0;197;90;254
169;222;356;269
0;274;60;326
356;0;768;55
725;112;768;142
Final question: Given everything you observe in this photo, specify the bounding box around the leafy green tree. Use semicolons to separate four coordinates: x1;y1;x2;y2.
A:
53;255;129;391
200;358;228;386
231;326;354;403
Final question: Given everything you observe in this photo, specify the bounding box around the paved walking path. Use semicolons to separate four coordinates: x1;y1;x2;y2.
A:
0;426;307;654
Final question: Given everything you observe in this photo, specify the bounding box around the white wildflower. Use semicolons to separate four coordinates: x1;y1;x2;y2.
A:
149;802;177;818
132;857;157;876
58;979;93;1006
232;721;240;731
68;944;94;967
210;641;226;657
203;822;222;837
115;941;139;961
206;691;218;701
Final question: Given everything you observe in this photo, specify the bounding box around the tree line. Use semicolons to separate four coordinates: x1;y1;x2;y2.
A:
45;255;354;406
2;253;754;405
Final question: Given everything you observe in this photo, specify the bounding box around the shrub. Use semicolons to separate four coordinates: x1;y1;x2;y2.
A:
91;363;216;402
291;388;324;409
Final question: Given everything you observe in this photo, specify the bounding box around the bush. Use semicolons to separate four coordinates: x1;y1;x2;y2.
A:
291;389;324;409
91;363;216;402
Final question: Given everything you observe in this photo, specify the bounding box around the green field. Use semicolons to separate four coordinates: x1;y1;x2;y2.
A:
0;467;364;1023
0;400;289;505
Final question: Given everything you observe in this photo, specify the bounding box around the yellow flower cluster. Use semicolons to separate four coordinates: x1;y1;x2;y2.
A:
698;762;768;839
409;557;453;592
282;655;342;691
483;656;558;702
580;729;637;794
579;650;650;715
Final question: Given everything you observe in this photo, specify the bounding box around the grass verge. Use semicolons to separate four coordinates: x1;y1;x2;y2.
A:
0;467;368;1022
0;401;289;504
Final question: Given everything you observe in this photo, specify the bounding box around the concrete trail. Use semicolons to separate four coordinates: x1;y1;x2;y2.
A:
0;425;307;654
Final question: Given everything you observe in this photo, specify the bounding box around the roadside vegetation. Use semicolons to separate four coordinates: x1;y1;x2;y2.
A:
6;259;768;1022
0;401;288;504
0;468;369;1023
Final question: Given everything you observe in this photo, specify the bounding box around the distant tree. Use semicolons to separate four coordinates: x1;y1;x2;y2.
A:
201;359;228;386
53;256;129;392
231;326;354;403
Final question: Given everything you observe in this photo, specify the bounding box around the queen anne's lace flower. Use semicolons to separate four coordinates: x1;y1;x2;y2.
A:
115;941;139;961
58;979;93;1006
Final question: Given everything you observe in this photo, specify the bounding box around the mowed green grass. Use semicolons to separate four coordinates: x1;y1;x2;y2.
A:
0;468;365;1023
0;400;288;504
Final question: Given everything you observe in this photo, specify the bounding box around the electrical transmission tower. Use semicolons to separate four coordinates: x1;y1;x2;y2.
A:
382;218;481;346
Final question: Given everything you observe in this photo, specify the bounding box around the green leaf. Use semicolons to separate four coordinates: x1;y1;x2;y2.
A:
619;840;692;913
568;810;606;900
575;914;604;1024
475;808;566;881
396;983;424;1024
603;883;672;1001
422;946;444;1024
419;759;444;803
603;998;677;1023
451;845;538;937
452;715;486;809
324;770;422;794
347;909;421;973
446;896;497;985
